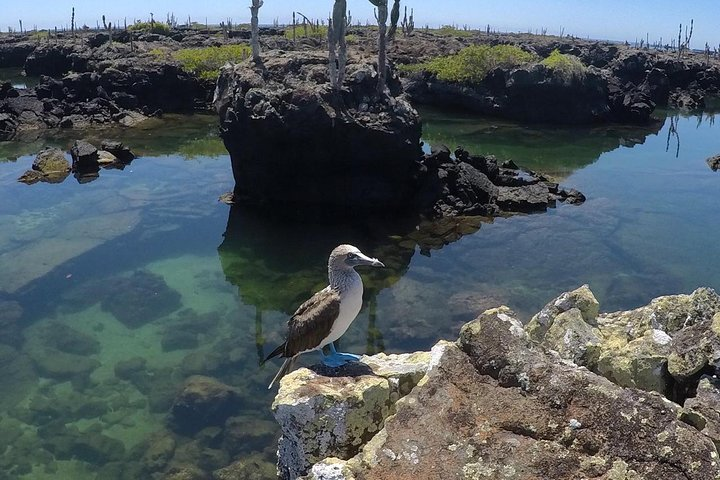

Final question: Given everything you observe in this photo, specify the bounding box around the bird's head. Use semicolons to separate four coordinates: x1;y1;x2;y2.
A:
330;244;385;270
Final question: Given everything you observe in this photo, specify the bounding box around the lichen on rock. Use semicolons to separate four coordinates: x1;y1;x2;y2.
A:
273;287;720;480
271;351;430;479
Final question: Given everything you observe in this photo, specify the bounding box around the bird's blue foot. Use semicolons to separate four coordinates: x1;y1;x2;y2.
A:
320;344;361;367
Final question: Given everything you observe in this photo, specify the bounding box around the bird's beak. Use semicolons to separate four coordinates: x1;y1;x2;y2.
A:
357;252;385;268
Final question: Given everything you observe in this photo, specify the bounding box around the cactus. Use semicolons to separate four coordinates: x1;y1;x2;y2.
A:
401;6;414;36
369;0;388;94
677;19;694;59
250;0;264;62
71;7;75;37
328;0;348;90
388;0;400;40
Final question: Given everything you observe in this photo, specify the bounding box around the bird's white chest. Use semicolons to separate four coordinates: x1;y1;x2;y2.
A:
323;278;363;345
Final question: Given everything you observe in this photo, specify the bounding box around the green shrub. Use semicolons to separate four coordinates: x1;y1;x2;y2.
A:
423;44;537;83
173;44;252;80
128;21;171;35
540;49;587;81
29;30;50;40
396;63;425;74
284;24;328;40
435;25;473;37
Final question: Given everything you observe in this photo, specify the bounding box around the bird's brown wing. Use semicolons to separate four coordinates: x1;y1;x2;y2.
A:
284;287;341;356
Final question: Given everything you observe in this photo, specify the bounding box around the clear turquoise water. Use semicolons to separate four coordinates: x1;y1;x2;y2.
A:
0;109;718;478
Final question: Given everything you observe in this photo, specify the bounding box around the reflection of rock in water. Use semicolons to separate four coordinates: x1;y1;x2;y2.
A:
217;205;417;315
217;206;494;311
217;205;502;366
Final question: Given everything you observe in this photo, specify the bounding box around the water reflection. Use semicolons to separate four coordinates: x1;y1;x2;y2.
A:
217;204;417;363
0;67;39;90
419;106;665;178
0;114;224;163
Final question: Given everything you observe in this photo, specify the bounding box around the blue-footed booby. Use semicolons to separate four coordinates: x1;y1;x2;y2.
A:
264;244;384;389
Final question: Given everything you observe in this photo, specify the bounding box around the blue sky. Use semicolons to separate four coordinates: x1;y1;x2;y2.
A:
2;1;718;48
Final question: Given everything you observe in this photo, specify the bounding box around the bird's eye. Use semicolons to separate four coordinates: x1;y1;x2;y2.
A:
347;253;357;260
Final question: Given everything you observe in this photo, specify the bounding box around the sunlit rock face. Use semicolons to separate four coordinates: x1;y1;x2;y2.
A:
273;289;720;480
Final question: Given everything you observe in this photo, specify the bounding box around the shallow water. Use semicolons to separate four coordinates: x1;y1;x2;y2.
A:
0;67;39;89
0;109;718;478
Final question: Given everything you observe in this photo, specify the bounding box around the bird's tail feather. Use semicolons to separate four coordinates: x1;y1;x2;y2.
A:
262;342;286;365
268;357;295;390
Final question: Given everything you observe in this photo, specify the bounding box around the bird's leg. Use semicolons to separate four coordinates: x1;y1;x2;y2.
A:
326;342;361;363
319;347;349;367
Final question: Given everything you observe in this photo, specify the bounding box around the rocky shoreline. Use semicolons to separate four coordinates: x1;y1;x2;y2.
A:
272;286;720;480
2;27;719;140
215;51;584;217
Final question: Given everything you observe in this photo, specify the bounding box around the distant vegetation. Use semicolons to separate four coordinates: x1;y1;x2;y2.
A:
128;21;171;35
540;49;587;81
435;25;474;37
284;24;328;40
407;44;537;82
171;45;252;80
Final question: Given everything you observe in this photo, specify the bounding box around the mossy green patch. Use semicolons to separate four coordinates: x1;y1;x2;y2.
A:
172;44;252;80
540;49;587;82
434;25;474;37
128;21;171;35
421;44;537;83
284;24;328;40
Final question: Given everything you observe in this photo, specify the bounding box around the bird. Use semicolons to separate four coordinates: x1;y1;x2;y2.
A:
264;244;385;389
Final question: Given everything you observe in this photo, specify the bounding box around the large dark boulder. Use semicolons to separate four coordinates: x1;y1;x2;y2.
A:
404;62;642;124
214;51;423;211
503;64;610;123
24;44;79;76
0;40;35;68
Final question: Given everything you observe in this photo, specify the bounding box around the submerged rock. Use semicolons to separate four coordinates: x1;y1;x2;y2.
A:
100;270;182;328
0;299;23;345
212;454;277;480
0;344;37;410
30;321;101;356
169;375;242;435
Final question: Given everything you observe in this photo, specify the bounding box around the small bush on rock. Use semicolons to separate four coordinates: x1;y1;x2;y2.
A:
173;45;252;80
540;49;587;82
423;44;537;83
284;24;328;40
129;21;171;35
